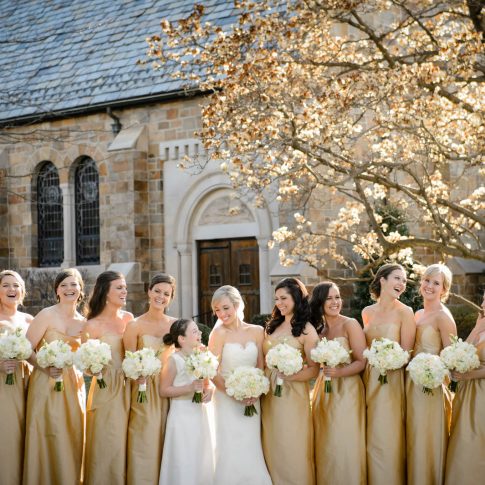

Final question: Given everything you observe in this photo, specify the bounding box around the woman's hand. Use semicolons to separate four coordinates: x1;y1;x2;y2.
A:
136;376;147;385
451;370;472;382
322;365;341;378
47;366;63;379
191;379;204;393
0;359;18;375
242;396;258;406
202;387;213;403
277;371;293;381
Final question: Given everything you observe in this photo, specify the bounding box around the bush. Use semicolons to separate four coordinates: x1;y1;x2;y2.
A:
251;314;271;328
197;323;212;346
450;305;479;340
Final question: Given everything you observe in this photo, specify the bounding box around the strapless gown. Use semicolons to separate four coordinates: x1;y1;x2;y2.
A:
159;352;213;485
262;334;314;485
445;340;485;485
84;335;130;485
406;325;451;485
23;328;85;485
363;323;405;485
213;341;271;485
0;323;30;485
312;336;366;485
127;334;170;485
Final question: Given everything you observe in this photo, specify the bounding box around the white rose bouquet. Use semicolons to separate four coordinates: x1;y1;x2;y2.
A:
363;338;410;385
185;347;219;403
0;326;33;384
311;337;351;393
265;342;303;396
36;339;74;391
73;339;112;389
440;336;480;391
225;366;270;416
407;353;450;395
122;348;161;403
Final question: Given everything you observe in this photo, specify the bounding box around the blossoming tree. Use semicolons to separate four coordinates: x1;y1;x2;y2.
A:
145;0;484;282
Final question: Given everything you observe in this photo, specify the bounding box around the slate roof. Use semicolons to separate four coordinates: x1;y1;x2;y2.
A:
0;0;237;124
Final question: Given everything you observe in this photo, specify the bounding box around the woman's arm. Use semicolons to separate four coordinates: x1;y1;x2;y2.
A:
159;355;201;398
122;320;139;352
400;306;416;351
437;312;457;348
208;328;227;393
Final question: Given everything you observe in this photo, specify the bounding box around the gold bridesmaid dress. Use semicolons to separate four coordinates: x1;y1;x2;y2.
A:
444;340;485;485
262;334;315;485
0;324;30;485
84;335;130;485
363;323;405;485
406;325;451;485
126;335;169;485
23;328;85;485
312;336;366;485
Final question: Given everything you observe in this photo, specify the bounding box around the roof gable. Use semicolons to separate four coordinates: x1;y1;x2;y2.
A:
0;0;237;123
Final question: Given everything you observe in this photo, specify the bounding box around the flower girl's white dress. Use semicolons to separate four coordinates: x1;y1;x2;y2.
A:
159;352;214;485
213;341;272;485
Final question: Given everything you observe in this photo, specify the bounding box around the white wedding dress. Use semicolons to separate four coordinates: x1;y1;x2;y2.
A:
213;341;272;485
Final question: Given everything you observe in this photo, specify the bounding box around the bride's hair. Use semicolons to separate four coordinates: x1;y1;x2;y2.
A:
163;318;192;348
211;285;245;322
266;278;312;337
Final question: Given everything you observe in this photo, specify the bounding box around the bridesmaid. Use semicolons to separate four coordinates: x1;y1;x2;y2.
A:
262;277;319;485
445;290;485;485
0;270;33;485
362;263;415;485
124;273;176;485
83;271;133;485
23;268;86;485
406;264;456;485
310;281;367;485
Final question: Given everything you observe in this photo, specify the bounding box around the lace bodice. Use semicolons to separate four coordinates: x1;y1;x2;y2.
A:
220;341;258;378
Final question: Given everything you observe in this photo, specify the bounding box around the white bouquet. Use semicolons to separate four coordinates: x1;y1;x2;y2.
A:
225;366;270;416
74;339;112;389
0;326;33;384
265;342;303;396
36;339;74;391
311;337;351;393
185;347;219;403
407;353;450;395
440;336;480;391
122;348;161;403
363;338;409;385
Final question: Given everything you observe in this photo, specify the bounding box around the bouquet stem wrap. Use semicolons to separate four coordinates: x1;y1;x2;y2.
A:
137;382;147;403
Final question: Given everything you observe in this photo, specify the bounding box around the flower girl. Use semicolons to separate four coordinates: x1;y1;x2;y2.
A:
158;319;214;485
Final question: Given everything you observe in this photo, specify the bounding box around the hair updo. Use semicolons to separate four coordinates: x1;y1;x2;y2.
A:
163;318;193;348
369;263;405;301
422;264;452;302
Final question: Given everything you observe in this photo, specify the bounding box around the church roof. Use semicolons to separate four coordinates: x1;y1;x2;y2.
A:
0;0;236;124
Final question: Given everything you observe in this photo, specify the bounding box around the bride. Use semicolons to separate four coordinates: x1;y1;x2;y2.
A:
209;285;272;485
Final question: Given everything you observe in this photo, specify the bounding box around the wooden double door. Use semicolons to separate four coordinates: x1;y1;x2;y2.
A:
197;238;260;327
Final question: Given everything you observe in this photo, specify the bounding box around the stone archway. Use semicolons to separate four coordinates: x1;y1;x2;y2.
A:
162;145;276;320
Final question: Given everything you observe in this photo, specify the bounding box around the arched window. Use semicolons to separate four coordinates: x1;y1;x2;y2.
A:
75;157;100;264
37;162;64;267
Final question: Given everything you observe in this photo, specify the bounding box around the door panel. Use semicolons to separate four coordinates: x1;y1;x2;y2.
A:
197;238;260;327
